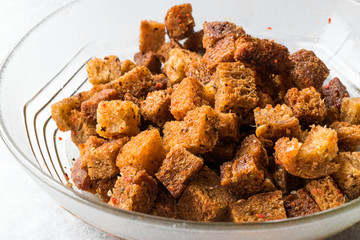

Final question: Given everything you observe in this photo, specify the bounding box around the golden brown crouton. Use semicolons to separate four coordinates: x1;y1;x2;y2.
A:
51;96;80;132
177;166;235;222
140;90;172;127
116;128;166;176
134;51;163;74
203;80;216;106
284;87;326;124
86;55;122;85
305;176;346;211
284;188;320;218
152;185;179;218
109;166;158;213
96;100;140;139
120;59;137;74
183;30;205;54
289;49;329;90
217;112;240;142
332;152;360;199
340;97;360;125
170;77;208;120
185;59;213;85
229;191;287;223
155;146;203;198
330;122;360;151
139;20;166;53
164;3;195;40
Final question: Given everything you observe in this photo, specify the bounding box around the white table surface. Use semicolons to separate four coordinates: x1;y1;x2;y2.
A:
0;1;358;239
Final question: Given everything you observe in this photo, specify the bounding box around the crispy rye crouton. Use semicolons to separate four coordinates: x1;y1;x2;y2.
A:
139;20;165;53
340;97;360;125
70;110;98;146
157;39;182;61
183;30;205;54
217;112;240;142
164;3;195;40
272;165;304;194
86;55;122;85
330;121;360;151
134;51;163;74
284;188;320;217
152;185;179;219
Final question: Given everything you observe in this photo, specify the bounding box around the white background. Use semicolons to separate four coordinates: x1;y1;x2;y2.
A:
0;0;358;239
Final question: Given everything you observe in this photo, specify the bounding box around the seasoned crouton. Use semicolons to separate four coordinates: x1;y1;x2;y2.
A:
134;51;163;74
306;176;346;211
153;185;178;218
71;158;96;193
183;30;205;54
217;112;240;142
96;100;140;139
155;146;203;198
256;91;274;109
170;77;208;120
289;49;329;90
139;20;165;53
177;166;235;222
150;74;168;91
203;141;237;168
157;39;182;61
86;55;122;85
333;152;360;199
330;122;360;151
234;35;291;74
214;62;258;114
78;136;106;160
116;128;166;176
140;90;172;127
164;3;195;40
96;177;117;202
120;59;136;74
229;191;287;223
236;134;268;167
340;97;360;125
284;188;320;218
51;96;80;132
284;87;326;124
272;165;304;194
70;110;98;146
185;59;213;85
203;80;216;106
109;166;158;213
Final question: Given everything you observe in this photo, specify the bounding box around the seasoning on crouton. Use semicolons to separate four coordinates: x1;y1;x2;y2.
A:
120;59;137;74
217;112;240;142
236;134;268;167
150;74;168;91
332;152;360;199
96;100;140;139
284;188;320;217
51;96;80;132
229;191;287;223
96;177;117;202
272;165;304;194
340;97;360;125
134;51;163;74
139;20;166;53
256;90;275;109
305;176;346;211
86;55;122;85
185;59;213;85
284;87;326;124
164;3;195;40
152;185;178;218
289;49;329;90
330;122;360;151
183;30;205;54
71;158;96;193
155;146;203;198
109;166;158;213
70;110;98;146
177;166;235;222
157;39;182;61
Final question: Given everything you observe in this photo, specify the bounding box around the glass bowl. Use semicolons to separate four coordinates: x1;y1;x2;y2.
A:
1;0;360;239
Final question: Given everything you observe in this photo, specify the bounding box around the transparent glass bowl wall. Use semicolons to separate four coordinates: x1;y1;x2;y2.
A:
1;0;360;239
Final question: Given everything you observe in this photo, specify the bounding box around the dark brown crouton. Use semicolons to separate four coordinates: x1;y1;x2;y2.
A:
70;110;98;146
150;74;168;91
139;20;166;53
217;112;240;142
96;177;117;202
140;90;172;127
134;51;163;74
340;97;360;125
333;152;360;199
71;158;96;193
284;87;326;124
170;77;208;120
152;185;178;218
305;176;346;211
289;49;329;90
236;134;268;167
123;93;140;107
155;146;204;198
214;62;258;115
108;166;158;214
157;39;182;61
229;191;287;223
51;96;80;132
177;166;235;222
183;30;205;54
284;188;320;218
234;35;291;75
330;122;360;151
256;91;275;109
203;141;237;168
185;59;213;85
86;55;122;85
164;3;195;40
272;165;304;194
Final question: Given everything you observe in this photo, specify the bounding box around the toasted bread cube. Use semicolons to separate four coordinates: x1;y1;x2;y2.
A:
289;49;329;90
236;134;268;167
152;185;179;218
272;165;304;194
157;39;182;61
284;188;320;218
120;59;137;74
96;100;140;139
274;137;302;176
164;48;201;86
202;21;245;49
183;30;205;54
214;62;258;114
70;110;98;146
163;106;219;154
71;158;96;193
330;122;360;151
333;152;360;199
134;51;163;74
177;166;235;222
79;136;106;159
170;77;208;120
234;35;291;74
150;73;168;91
109;166;158;213
340;97;360;125
217;112;240;142
203;80;217;106
140;90;172;127
254;104;301;141
96;177;117;202
306;176;346;211
164;3;194;40
116;128;166;176
155;146;204;198
229;191;287;223
285;87;326;124
139;20;165;53
86;55;122;85
256;91;275;108
203;141;237;168
51;96;80;132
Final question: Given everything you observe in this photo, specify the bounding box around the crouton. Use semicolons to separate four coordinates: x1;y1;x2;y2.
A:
150;74;168;91
236;134;268;167
116;128;166;176
51;96;80;132
164;3;195;40
177;166;235;222
229;191;287;223
185;59;213;85
96;177;117;202
203;80;216;106
306;176;346;211
289;49;329;90
272;165;304;194
120;59;136;74
71;158;96;193
139;20;165;53
284;188;320;217
217;112;240;142
86;55;122;85
155;146;204;198
332;152;360;199
140;90;172;127
70;110;98;146
340;97;360;125
183;30;205;54
153;185;178;218
134;51;163;74
284;87;326;124
256;91;274;109
109;166;158;213
203;141;236;168
157;39;182;61
330;122;360;151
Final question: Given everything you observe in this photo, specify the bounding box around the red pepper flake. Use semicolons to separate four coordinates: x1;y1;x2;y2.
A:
256;213;266;218
267;27;272;30
345;93;349;97
328;18;331;24
312;189;318;195
111;197;118;205
102;103;106;107
274;59;278;64
58;137;63;141
324;84;329;89
64;173;69;181
169;186;175;191
125;176;132;182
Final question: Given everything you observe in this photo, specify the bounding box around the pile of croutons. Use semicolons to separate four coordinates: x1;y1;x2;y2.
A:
51;3;360;222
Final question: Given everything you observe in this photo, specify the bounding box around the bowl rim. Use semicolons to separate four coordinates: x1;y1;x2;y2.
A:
0;0;360;232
